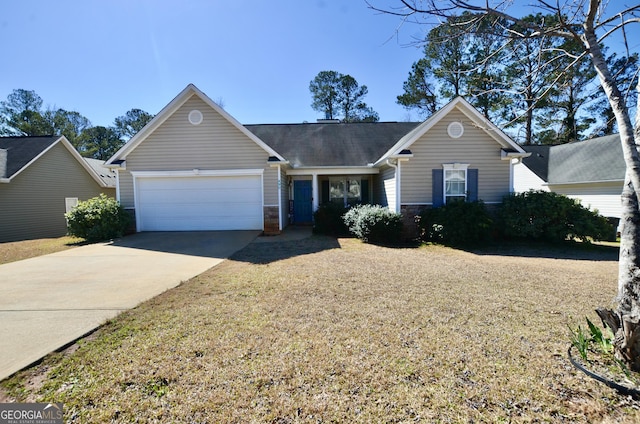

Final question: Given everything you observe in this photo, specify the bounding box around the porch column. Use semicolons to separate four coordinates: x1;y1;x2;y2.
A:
312;173;319;211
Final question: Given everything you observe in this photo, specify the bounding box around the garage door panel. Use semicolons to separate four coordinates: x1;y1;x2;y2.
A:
136;174;263;231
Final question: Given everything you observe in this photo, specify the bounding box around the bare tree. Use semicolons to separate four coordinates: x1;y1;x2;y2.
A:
368;0;640;369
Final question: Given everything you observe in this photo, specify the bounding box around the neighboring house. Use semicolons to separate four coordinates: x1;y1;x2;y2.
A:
0;136;116;243
514;134;625;221
105;84;528;235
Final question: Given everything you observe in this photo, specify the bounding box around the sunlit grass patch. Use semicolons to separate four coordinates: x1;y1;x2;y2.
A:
2;237;637;422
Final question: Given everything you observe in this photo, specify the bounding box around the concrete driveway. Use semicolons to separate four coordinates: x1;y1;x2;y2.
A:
0;231;260;381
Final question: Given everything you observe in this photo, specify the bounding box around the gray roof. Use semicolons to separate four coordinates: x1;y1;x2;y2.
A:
84;158;117;188
245;122;421;167
0;136;60;178
521;145;552;181
521;134;625;184
549;134;625;184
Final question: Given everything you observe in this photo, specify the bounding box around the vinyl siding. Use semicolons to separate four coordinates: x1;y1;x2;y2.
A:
121;95;273;208
551;181;623;218
279;165;289;228
400;109;511;204
376;165;396;210
0;143;114;242
513;161;550;193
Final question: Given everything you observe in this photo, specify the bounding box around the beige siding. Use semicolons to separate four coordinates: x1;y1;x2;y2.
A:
263;167;278;206
376;165;396;209
121;95;273;208
400;109;511;204
279;166;289;228
118;169;134;207
551;182;623;218
0;143;113;242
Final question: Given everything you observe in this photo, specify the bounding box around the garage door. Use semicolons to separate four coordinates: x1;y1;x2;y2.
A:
136;175;263;231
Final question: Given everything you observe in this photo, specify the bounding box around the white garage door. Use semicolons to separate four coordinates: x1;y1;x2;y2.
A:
136;175;263;231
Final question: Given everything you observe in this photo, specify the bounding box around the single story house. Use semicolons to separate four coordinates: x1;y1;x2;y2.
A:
514;134;625;221
0;136;116;243
105;84;528;235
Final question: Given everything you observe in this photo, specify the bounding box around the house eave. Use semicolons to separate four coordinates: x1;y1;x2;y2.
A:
502;150;531;160
287;166;380;176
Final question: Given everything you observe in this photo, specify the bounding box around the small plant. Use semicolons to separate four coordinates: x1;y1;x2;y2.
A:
65;194;131;242
342;204;403;244
569;323;590;361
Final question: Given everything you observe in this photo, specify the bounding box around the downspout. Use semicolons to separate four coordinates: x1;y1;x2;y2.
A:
277;164;283;230
386;159;399;213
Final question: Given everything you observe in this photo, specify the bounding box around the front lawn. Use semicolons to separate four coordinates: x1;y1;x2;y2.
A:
2;236;636;422
0;236;85;265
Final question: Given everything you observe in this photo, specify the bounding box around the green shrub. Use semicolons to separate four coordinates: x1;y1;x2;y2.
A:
66;194;131;242
342;204;403;244
417;200;493;247
497;190;613;243
313;202;349;236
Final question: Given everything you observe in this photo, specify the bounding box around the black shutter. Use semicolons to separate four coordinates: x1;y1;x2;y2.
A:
321;180;330;204
361;179;369;204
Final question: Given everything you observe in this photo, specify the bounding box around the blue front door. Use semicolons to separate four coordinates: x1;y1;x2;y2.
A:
293;180;313;223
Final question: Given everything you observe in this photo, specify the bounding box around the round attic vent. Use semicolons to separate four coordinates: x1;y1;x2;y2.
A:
188;110;203;125
447;121;464;139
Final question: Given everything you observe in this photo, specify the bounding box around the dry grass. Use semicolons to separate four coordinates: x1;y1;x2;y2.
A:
2;236;639;422
0;236;85;265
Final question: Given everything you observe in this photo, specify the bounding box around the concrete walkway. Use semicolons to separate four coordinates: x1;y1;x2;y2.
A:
0;231;260;381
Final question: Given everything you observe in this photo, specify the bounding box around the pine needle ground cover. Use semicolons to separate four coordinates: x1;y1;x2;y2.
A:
2;236;637;422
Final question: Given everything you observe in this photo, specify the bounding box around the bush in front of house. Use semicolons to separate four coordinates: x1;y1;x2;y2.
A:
343;204;403;244
66;194;131;242
313;202;349;236
417;200;493;247
497;190;613;242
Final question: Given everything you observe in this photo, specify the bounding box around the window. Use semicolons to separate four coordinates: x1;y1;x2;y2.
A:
65;197;79;213
443;164;469;204
330;177;361;206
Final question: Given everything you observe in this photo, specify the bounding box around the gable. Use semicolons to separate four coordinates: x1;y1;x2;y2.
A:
0;136;107;187
0;136;61;179
106;84;284;166
126;95;273;170
376;97;526;164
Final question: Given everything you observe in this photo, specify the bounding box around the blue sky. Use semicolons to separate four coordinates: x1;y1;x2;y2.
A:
1;1;637;128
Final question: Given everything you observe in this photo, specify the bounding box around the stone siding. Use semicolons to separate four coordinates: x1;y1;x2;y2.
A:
263;206;281;235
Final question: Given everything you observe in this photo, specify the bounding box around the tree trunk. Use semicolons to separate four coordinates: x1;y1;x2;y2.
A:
584;17;640;371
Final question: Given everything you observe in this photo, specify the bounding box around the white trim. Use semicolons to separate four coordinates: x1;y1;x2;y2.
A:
130;168;264;178
396;160;402;213
105;84;286;165
115;170;121;201
287;167;379;176
447;121;464;138
188;109;203;125
443;163;470;204
312;173;319;211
